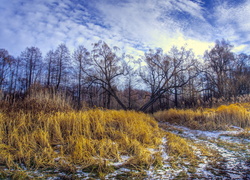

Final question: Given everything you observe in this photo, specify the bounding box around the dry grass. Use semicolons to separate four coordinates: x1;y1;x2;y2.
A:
0;88;164;177
229;127;250;139
213;139;248;152
154;103;250;130
0;109;163;176
166;132;195;159
165;132;197;168
0;87;73;114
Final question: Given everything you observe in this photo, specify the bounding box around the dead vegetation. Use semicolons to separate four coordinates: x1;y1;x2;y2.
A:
0;90;164;178
154;103;250;130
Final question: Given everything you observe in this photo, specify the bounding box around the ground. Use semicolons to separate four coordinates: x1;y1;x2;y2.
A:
153;123;250;179
105;122;250;179
56;122;250;179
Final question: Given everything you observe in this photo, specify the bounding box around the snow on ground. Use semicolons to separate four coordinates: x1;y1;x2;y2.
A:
104;123;250;179
159;122;250;179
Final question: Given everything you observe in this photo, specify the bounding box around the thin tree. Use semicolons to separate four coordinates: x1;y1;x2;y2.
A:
0;49;15;91
54;44;70;91
73;45;90;109
44;50;55;86
20;47;42;91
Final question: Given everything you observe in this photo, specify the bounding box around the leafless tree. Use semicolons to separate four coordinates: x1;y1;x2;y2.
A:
0;49;15;90
232;53;250;96
54;44;71;90
204;39;235;99
83;41;126;109
73;45;90;109
20;47;43;91
139;47;198;112
122;55;140;109
44;50;55;86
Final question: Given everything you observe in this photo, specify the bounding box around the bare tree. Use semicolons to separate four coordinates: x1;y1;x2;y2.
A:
232;53;250;96
204;39;235;99
73;45;90;109
44;50;55;86
83;41;126;109
139;47;198;112
54;44;71;90
122;55;140;109
0;49;15;91
20;47;43;91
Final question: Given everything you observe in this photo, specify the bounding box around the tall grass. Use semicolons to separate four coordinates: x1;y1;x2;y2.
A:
0;109;163;175
154;103;250;130
0;87;73;114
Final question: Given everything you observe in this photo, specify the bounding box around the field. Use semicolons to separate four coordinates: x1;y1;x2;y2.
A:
0;97;250;179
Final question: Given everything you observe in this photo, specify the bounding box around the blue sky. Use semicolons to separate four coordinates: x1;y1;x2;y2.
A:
1;0;250;57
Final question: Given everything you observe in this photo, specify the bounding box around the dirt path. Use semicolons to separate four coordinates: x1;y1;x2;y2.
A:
158;123;250;179
107;123;250;179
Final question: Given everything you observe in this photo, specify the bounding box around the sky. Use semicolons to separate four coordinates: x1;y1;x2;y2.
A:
1;0;250;58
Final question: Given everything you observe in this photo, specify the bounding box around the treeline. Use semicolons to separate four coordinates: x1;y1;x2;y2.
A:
0;39;250;112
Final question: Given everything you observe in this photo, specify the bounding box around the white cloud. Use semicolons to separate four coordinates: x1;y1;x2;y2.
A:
213;0;250;54
94;0;212;56
232;44;247;53
170;0;205;21
1;0;249;58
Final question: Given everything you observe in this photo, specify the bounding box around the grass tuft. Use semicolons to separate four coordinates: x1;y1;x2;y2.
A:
165;132;197;169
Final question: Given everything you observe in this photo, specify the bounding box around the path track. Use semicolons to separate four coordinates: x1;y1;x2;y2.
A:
157;123;250;179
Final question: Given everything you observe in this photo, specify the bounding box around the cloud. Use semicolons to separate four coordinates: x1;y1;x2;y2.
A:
169;0;205;21
0;0;249;58
212;0;250;53
94;0;213;56
1;1;74;54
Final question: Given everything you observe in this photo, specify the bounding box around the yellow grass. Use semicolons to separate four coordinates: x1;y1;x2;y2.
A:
0;109;163;175
230;127;250;138
165;132;197;168
166;132;195;158
154;103;250;130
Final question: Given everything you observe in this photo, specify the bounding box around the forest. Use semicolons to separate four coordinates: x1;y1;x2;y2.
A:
1;39;250;112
